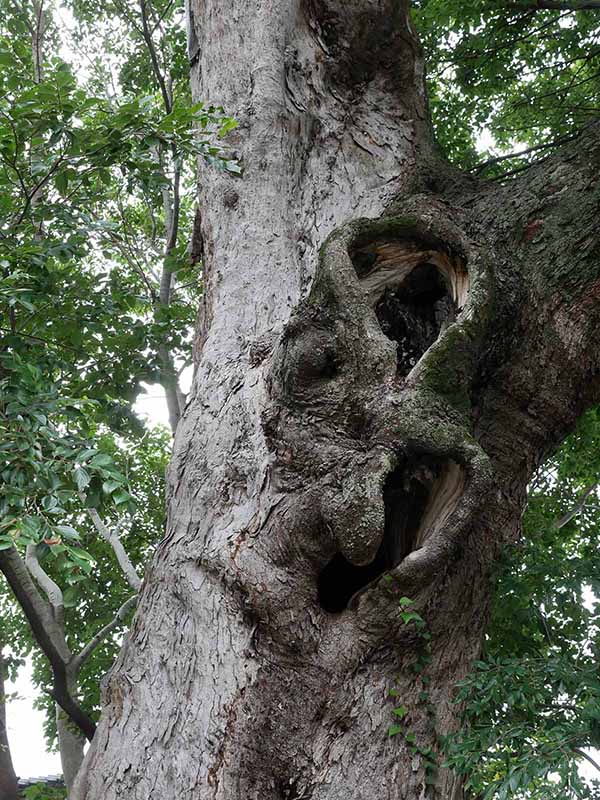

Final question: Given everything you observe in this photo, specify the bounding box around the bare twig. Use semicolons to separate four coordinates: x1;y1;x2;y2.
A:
73;595;137;672
553;482;598;529
574;747;600;773
150;0;175;33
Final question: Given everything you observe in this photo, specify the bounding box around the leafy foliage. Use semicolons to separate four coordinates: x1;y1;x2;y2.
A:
22;783;67;800
413;0;600;174
0;0;235;754
446;408;600;799
30;427;169;744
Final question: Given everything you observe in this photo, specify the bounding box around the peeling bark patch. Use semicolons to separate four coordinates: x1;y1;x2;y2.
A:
522;217;544;243
317;459;458;612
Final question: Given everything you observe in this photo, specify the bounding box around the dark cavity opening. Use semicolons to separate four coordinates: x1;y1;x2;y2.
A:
376;263;455;377
317;462;436;613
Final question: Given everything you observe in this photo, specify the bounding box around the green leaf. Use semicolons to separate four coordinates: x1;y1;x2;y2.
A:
89;454;113;468
102;479;123;494
66;547;94;562
55;171;69;195
55;525;80;541
74;466;90;491
63;586;80;608
400;611;424;625
113;490;132;505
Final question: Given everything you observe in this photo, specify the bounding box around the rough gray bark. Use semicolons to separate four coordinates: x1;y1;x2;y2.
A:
72;2;600;799
0;648;18;800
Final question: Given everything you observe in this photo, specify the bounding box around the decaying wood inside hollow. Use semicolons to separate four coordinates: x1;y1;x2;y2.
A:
412;461;465;549
318;459;465;613
350;240;469;377
352;239;468;308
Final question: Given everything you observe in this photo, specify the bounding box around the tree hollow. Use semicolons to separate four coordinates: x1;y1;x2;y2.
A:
317;459;464;612
351;239;468;377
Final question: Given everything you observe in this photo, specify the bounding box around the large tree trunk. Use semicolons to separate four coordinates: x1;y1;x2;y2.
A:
72;2;600;799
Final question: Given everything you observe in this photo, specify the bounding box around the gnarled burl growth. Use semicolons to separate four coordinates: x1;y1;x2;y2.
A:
268;199;495;615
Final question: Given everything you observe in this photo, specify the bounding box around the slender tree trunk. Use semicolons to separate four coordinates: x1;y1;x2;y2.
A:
56;670;85;795
72;2;600;798
0;649;19;800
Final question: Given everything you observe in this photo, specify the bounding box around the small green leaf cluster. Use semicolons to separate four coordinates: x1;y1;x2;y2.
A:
388;596;439;785
0;353;132;568
445;656;600;799
4;425;170;745
22;782;67;800
0;0;238;432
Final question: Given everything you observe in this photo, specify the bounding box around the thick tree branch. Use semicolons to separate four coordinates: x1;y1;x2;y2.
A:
31;0;47;83
0;547;96;740
139;0;185;435
0;645;19;800
159;159;181;306
155;147;184;434
472;124;594;175
139;0;172;114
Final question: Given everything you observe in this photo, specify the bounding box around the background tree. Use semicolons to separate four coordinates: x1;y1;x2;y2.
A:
0;643;19;800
